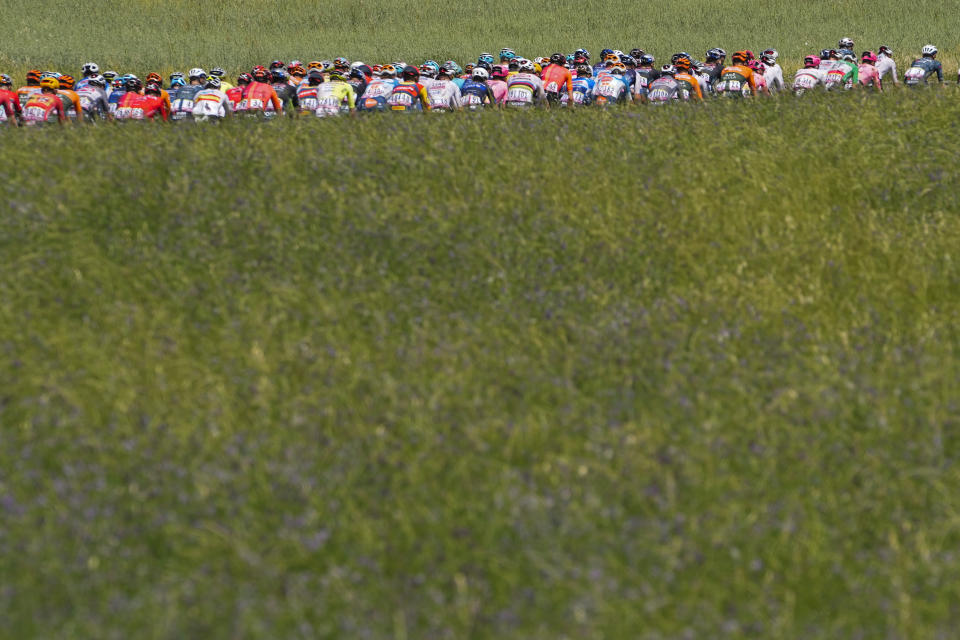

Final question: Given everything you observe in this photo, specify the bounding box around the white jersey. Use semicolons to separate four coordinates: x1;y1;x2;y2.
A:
792;67;827;92
762;63;785;91
426;78;462;110
876;54;898;84
505;73;544;106
192;88;232;118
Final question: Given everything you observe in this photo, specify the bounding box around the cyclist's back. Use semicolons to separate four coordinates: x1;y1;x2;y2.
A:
714;52;756;97
905;46;942;85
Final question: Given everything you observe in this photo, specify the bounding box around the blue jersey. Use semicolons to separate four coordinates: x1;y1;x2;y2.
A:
107;89;126;115
452;77;465;90
569;76;595;105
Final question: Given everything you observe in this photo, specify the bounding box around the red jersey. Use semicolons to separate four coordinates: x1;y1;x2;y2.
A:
22;92;66;125
226;86;244;110
0;89;21;124
116;93;167;121
238;82;282;112
541;64;574;95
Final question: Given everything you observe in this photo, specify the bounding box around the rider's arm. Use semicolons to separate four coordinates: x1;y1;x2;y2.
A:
346;86;356;110
936;61;943;82
269;88;283;112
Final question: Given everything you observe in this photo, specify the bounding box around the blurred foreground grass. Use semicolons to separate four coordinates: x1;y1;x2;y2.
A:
2;91;960;638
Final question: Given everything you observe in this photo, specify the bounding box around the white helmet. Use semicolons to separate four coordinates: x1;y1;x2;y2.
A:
188;67;206;79
350;61;365;69
922;44;937;56
518;58;535;72
471;67;489;80
81;62;100;75
838;37;854;49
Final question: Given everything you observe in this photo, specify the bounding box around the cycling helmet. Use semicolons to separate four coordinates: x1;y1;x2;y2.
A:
170;76;186;88
519;58;535;73
659;64;676;76
419;64;436;78
40;71;61;80
81;62;100;76
125;77;142;92
861;51;877;63
103;70;118;81
841;53;856;62
533;62;542;74
838;37;854;49
692;61;706;73
58;74;75;90
146;72;162;85
205;76;221;89
731;51;749;64
609;64;625;75
499;48;516;60
307;69;324;83
0;73;11;86
922;44;937;56
478;53;495;65
674;55;691;71
549;52;565;66
89;75;106;88
576;64;592;77
621;55;636;66
600;48;614;59
289;65;306;77
350;61;366;70
878;45;893;55
402;65;419;79
747;60;763;72
471;67;489;80
269;59;285;69
463;63;475;74
380;64;396;78
210;67;225;78
534;56;547;68
762;49;778;62
640;54;655;65
321;60;334;71
145;81;161;94
744;50;755;60
491;65;508;79
40;77;59;90
565;54;575;66
251;68;269;82
270;68;287;82
476;61;491;72
307;61;323;70
333;57;349;69
328;69;347;81
188;67;206;79
287;60;302;71
629;48;644;59
575;48;590;60
804;55;821;68
237;72;253;85
444;60;462;75
507;58;520;71
112;78;124;90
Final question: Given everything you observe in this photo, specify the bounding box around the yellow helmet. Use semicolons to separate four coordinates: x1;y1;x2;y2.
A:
40;77;60;90
533;62;542;74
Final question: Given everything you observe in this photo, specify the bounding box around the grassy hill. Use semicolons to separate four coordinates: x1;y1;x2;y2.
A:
2;2;960;638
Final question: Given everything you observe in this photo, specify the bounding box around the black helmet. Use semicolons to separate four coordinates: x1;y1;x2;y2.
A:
549;52;565;65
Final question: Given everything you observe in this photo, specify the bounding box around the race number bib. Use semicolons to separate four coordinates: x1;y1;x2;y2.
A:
545;81;559;92
904;66;925;84
794;74;818;90
507;87;531;103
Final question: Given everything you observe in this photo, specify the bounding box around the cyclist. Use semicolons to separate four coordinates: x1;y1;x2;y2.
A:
746;60;769;94
56;75;84;122
459;66;497;110
314;68;356;116
541;52;574;105
904;45;942;85
169;68;207;121
564;63;595;106
358;64;397;111
22;76;66;125
499;48;517;67
348;65;371;99
295;69;323;115
837;37;855;58
387;66;429;112
633;54;658;102
792;55;826;95
76;74;110;119
146;72;173;114
18;70;43;107
759;49;785;92
0;74;22;126
702;48;727;88
714;50;757;97
210;67;233;91
592;63;630;106
488;65;509;104
876;46;898;85
192;76;232;121
227;73;250;110
107;76;127;115
647;64;681;104
858;51;883;90
75;62;100;91
426;65;462;111
505;59;545;108
838;53;860;89
674;56;704;101
266;68;298;118
238;67;283;115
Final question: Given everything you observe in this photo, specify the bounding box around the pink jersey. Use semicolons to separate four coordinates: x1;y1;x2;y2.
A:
858;63;882;90
489;79;507;104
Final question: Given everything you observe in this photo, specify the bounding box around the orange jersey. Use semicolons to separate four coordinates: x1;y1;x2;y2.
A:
17;85;41;106
57;89;84;121
674;72;704;100
239;82;283;112
541;64;573;95
719;64;757;94
160;88;172;115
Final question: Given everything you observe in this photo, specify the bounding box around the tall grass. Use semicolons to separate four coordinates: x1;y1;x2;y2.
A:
0;0;956;77
2;90;960;637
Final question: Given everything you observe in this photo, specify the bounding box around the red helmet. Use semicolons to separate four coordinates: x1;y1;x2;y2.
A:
237;72;253;85
861;50;877;63
491;65;508;79
251;66;268;82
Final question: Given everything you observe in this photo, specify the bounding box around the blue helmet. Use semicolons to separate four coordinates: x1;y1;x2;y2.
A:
478;53;494;65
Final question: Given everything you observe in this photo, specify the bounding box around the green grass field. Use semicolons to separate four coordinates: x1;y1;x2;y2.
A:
3;1;960;638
